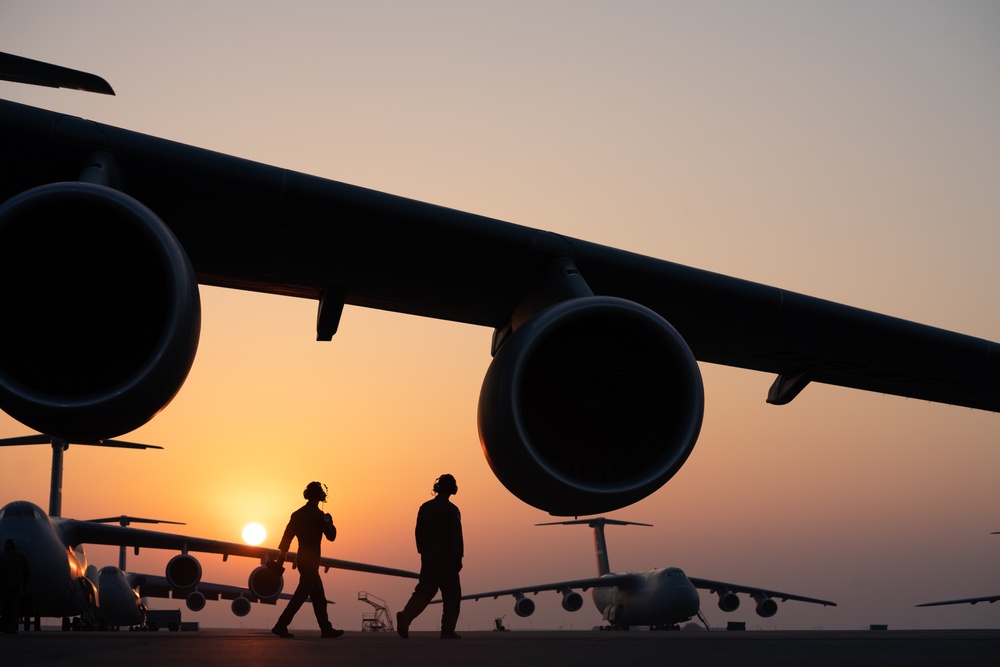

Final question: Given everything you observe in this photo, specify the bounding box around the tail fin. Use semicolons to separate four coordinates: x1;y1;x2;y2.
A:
537;518;652;576
0;52;115;95
0;434;161;518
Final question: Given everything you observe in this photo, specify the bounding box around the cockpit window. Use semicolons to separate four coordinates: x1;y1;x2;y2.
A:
0;504;45;519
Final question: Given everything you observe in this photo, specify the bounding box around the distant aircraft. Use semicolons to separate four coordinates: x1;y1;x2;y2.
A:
1;52;998;517
915;532;999;610
450;518;836;630
0;435;418;631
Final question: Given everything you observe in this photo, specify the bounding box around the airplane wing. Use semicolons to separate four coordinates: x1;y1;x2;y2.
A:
129;572;296;605
455;574;642;602
58;518;419;579
1;87;998;515
688;576;837;607
915;594;1000;607
1;96;994;409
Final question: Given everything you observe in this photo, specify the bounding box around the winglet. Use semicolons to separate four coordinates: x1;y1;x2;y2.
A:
0;52;115;95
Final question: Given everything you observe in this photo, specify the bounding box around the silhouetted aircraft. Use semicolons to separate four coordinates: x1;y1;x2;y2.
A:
1;52;998;516
916;532;999;610
449;519;835;630
0;434;417;630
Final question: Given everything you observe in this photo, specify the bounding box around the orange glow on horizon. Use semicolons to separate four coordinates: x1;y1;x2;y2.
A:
0;2;998;633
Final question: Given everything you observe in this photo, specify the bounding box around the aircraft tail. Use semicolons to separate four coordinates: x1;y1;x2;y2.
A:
0;435;162;517
537;518;651;577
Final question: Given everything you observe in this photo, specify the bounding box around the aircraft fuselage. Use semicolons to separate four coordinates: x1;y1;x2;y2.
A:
0;501;97;620
592;567;701;628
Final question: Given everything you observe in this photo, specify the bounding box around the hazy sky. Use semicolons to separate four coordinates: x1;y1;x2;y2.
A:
2;1;999;632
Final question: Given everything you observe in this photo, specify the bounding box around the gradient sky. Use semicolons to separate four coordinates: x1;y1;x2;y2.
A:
1;1;998;632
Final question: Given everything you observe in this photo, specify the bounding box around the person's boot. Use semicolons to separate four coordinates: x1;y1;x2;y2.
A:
271;624;294;638
440;630;461;639
321;624;344;639
396;611;409;639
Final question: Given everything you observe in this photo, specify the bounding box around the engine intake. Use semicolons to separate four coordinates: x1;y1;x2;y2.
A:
479;296;704;516
165;554;202;590
513;593;535;618
231;596;252;617
754;594;778;618
0;182;200;440
717;589;740;612
249;565;284;600
561;589;584;612
186;590;206;612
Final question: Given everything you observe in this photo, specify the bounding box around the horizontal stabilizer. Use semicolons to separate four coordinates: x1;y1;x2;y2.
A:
84;515;186;527
536;518;653;528
0;434;162;450
0;52;115;95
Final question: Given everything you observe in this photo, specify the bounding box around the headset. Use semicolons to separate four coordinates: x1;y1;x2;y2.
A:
433;474;457;496
303;481;328;502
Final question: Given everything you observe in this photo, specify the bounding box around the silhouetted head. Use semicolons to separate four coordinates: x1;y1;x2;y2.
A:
433;474;458;496
303;481;327;502
4;538;14;551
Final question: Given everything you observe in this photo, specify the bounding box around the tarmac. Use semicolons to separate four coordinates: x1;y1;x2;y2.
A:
1;628;997;666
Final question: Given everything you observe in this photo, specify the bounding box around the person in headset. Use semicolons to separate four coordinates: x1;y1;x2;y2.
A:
271;481;343;639
396;473;464;640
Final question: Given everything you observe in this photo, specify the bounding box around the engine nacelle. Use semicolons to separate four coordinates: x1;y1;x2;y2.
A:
0;182;200;440
717;589;740;612
479;296;704;516
165;554;202;590
513;594;535;618
231;596;252;617
754;595;778;618
248;565;284;600
186;590;206;612
561;590;584;612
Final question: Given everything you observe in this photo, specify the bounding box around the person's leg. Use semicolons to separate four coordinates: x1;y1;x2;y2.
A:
307;572;343;637
397;561;440;638
439;567;462;637
274;574;311;635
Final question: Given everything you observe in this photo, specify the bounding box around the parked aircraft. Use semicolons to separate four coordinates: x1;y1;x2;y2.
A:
451;518;836;630
916;532;999;610
0;53;998;517
0;435;418;630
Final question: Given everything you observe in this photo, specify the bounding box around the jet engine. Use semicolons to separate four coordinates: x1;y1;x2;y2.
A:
0;181;200;441
561;589;584;612
165;554;202;590
753;593;778;618
248;565;284;600
185;590;206;612
513;593;535;618
717;588;740;612
231;596;252;617
479;296;704;516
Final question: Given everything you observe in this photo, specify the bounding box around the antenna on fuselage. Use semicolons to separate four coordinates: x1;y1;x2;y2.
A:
537;518;652;576
0;434;162;517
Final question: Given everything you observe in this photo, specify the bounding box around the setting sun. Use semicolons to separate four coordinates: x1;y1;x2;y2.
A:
242;522;266;546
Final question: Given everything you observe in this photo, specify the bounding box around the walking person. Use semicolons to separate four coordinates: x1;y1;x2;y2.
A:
396;474;463;639
271;481;343;639
0;538;30;634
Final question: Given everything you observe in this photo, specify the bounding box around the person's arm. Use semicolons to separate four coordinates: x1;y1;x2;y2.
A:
322;512;337;541
277;516;295;555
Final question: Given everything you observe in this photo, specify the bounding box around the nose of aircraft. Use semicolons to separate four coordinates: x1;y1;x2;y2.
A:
661;567;701;619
